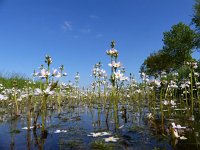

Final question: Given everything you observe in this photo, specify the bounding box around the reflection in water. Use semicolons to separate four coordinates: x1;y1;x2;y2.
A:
0;98;199;150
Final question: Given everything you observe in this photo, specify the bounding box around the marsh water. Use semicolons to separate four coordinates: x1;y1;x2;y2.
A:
0;99;200;150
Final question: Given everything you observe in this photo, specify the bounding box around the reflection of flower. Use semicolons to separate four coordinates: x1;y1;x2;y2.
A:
87;132;112;137
54;129;67;133
170;100;176;106
88;132;101;137
147;113;154;120
104;136;119;142
163;100;176;106
171;123;187;140
171;122;186;129
22;126;34;130
118;125;124;129
172;128;179;138
172;128;187;140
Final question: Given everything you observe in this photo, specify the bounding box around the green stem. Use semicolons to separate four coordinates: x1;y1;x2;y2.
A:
190;69;194;116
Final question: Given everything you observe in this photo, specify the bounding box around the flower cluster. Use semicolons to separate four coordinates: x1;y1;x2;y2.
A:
106;41;118;57
106;41;128;88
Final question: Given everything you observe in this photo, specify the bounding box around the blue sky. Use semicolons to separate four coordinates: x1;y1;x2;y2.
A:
0;0;197;86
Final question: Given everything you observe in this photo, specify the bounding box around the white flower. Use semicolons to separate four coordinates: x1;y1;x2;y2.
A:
176;124;186;129
170;100;176;106
192;62;198;69
113;62;121;68
140;72;146;77
114;70;123;79
173;72;179;76
135;89;142;93
163;100;169;105
101;132;112;136
172;128;180;138
196;82;200;86
180;83;189;89
34;87;54;96
44;87;54;95
52;69;62;78
172;128;187;140
101;69;106;74
171;122;186;129
75;74;80;80
179;136;187;140
0;94;8;100
194;72;199;77
33;71;39;76
54;129;67;133
34;88;42;96
145;78;149;82
87;132;102;137
63;72;67;76
120;76;128;81
21;93;28;99
38;69;50;78
154;79;161;87
108;61;121;68
22;126;34;130
171;84;178;89
106;48;118;56
104;136;119;142
17;98;22;101
186;81;191;85
183;91;189;94
147;113;154;120
52;69;57;75
87;132;111;137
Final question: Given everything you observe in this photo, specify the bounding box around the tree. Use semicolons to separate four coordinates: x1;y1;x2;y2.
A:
192;0;200;48
192;0;200;29
140;50;172;77
141;22;197;77
162;22;197;68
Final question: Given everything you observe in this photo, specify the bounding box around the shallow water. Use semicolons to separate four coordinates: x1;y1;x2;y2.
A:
0;100;200;150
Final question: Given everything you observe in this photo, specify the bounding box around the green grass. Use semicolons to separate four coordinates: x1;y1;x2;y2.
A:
0;72;41;89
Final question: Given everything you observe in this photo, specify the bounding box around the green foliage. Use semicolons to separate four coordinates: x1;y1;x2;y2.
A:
0;72;41;89
141;22;197;77
176;65;190;81
140;50;173;77
162;22;197;68
192;0;200;48
192;0;200;29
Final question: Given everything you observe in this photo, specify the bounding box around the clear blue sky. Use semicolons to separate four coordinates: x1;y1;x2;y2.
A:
0;0;197;86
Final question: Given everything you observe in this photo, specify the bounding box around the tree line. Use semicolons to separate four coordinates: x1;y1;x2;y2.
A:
140;0;200;79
